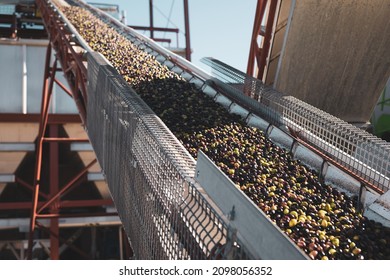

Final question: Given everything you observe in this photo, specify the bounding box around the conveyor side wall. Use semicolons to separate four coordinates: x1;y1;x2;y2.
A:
86;52;236;259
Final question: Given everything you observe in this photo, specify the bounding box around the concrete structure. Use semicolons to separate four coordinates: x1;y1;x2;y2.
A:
263;0;390;126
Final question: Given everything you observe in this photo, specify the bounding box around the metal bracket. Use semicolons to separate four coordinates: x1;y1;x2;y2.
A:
357;183;367;214
227;205;235;221
320;159;329;184
265;123;274;138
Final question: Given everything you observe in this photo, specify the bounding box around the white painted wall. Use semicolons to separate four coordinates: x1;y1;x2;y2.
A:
0;39;78;114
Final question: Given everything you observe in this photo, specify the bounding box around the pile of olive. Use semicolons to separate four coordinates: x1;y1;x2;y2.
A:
61;4;390;260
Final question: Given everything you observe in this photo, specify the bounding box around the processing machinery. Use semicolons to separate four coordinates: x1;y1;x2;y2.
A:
9;0;390;259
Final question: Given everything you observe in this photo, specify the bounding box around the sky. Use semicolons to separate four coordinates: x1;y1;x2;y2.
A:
87;0;258;74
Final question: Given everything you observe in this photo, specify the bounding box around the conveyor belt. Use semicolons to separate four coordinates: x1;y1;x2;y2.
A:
36;0;390;260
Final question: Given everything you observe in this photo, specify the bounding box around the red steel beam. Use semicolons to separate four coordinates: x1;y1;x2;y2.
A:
49;124;60;259
256;0;278;80
36;211;118;219
36;221;91;259
58;199;113;208
15;177;49;200
247;0;279;80
0;201;46;210
54;77;73;97
36;159;97;214
36;0;88;125
247;0;268;78
0;199;113;210
23;0;117;259
27;46;55;259
0;113;82;123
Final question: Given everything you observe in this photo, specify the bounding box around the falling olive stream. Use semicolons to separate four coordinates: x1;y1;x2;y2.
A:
61;4;390;260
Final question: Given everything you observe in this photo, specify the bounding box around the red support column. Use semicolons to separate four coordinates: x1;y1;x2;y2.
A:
49;124;60;260
24;0;118;260
246;0;278;81
27;45;55;259
36;222;91;259
247;0;268;78
36;159;97;214
256;0;278;80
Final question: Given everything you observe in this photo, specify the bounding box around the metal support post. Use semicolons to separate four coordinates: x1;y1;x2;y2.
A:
256;0;278;80
246;0;278;81
49;124;60;260
27;45;55;259
183;0;191;61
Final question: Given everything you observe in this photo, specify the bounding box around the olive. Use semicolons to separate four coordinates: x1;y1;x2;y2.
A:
61;3;390;260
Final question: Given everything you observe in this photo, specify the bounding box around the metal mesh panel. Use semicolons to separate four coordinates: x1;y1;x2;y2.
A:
202;58;390;193
86;52;249;259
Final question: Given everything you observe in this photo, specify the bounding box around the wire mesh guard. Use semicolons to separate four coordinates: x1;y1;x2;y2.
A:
202;58;390;194
65;0;390;260
86;53;249;259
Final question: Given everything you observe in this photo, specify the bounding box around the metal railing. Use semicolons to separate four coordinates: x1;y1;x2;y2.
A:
45;0;390;260
202;57;390;194
86;52;250;259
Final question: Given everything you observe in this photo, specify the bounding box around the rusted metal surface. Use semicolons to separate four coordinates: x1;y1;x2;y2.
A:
247;0;278;81
183;0;191;60
27;45;54;259
36;159;97;214
36;0;88;125
0;113;82;123
256;0;278;80
49;124;59;260
42;137;89;142
0;199;113;210
23;0;115;259
35;221;91;259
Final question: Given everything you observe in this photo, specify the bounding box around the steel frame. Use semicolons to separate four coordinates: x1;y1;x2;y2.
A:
130;0;191;60
247;0;278;81
20;0;117;259
0;113;82;123
24;43;114;259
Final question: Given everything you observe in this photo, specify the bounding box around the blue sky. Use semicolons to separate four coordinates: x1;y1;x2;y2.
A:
87;0;257;73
